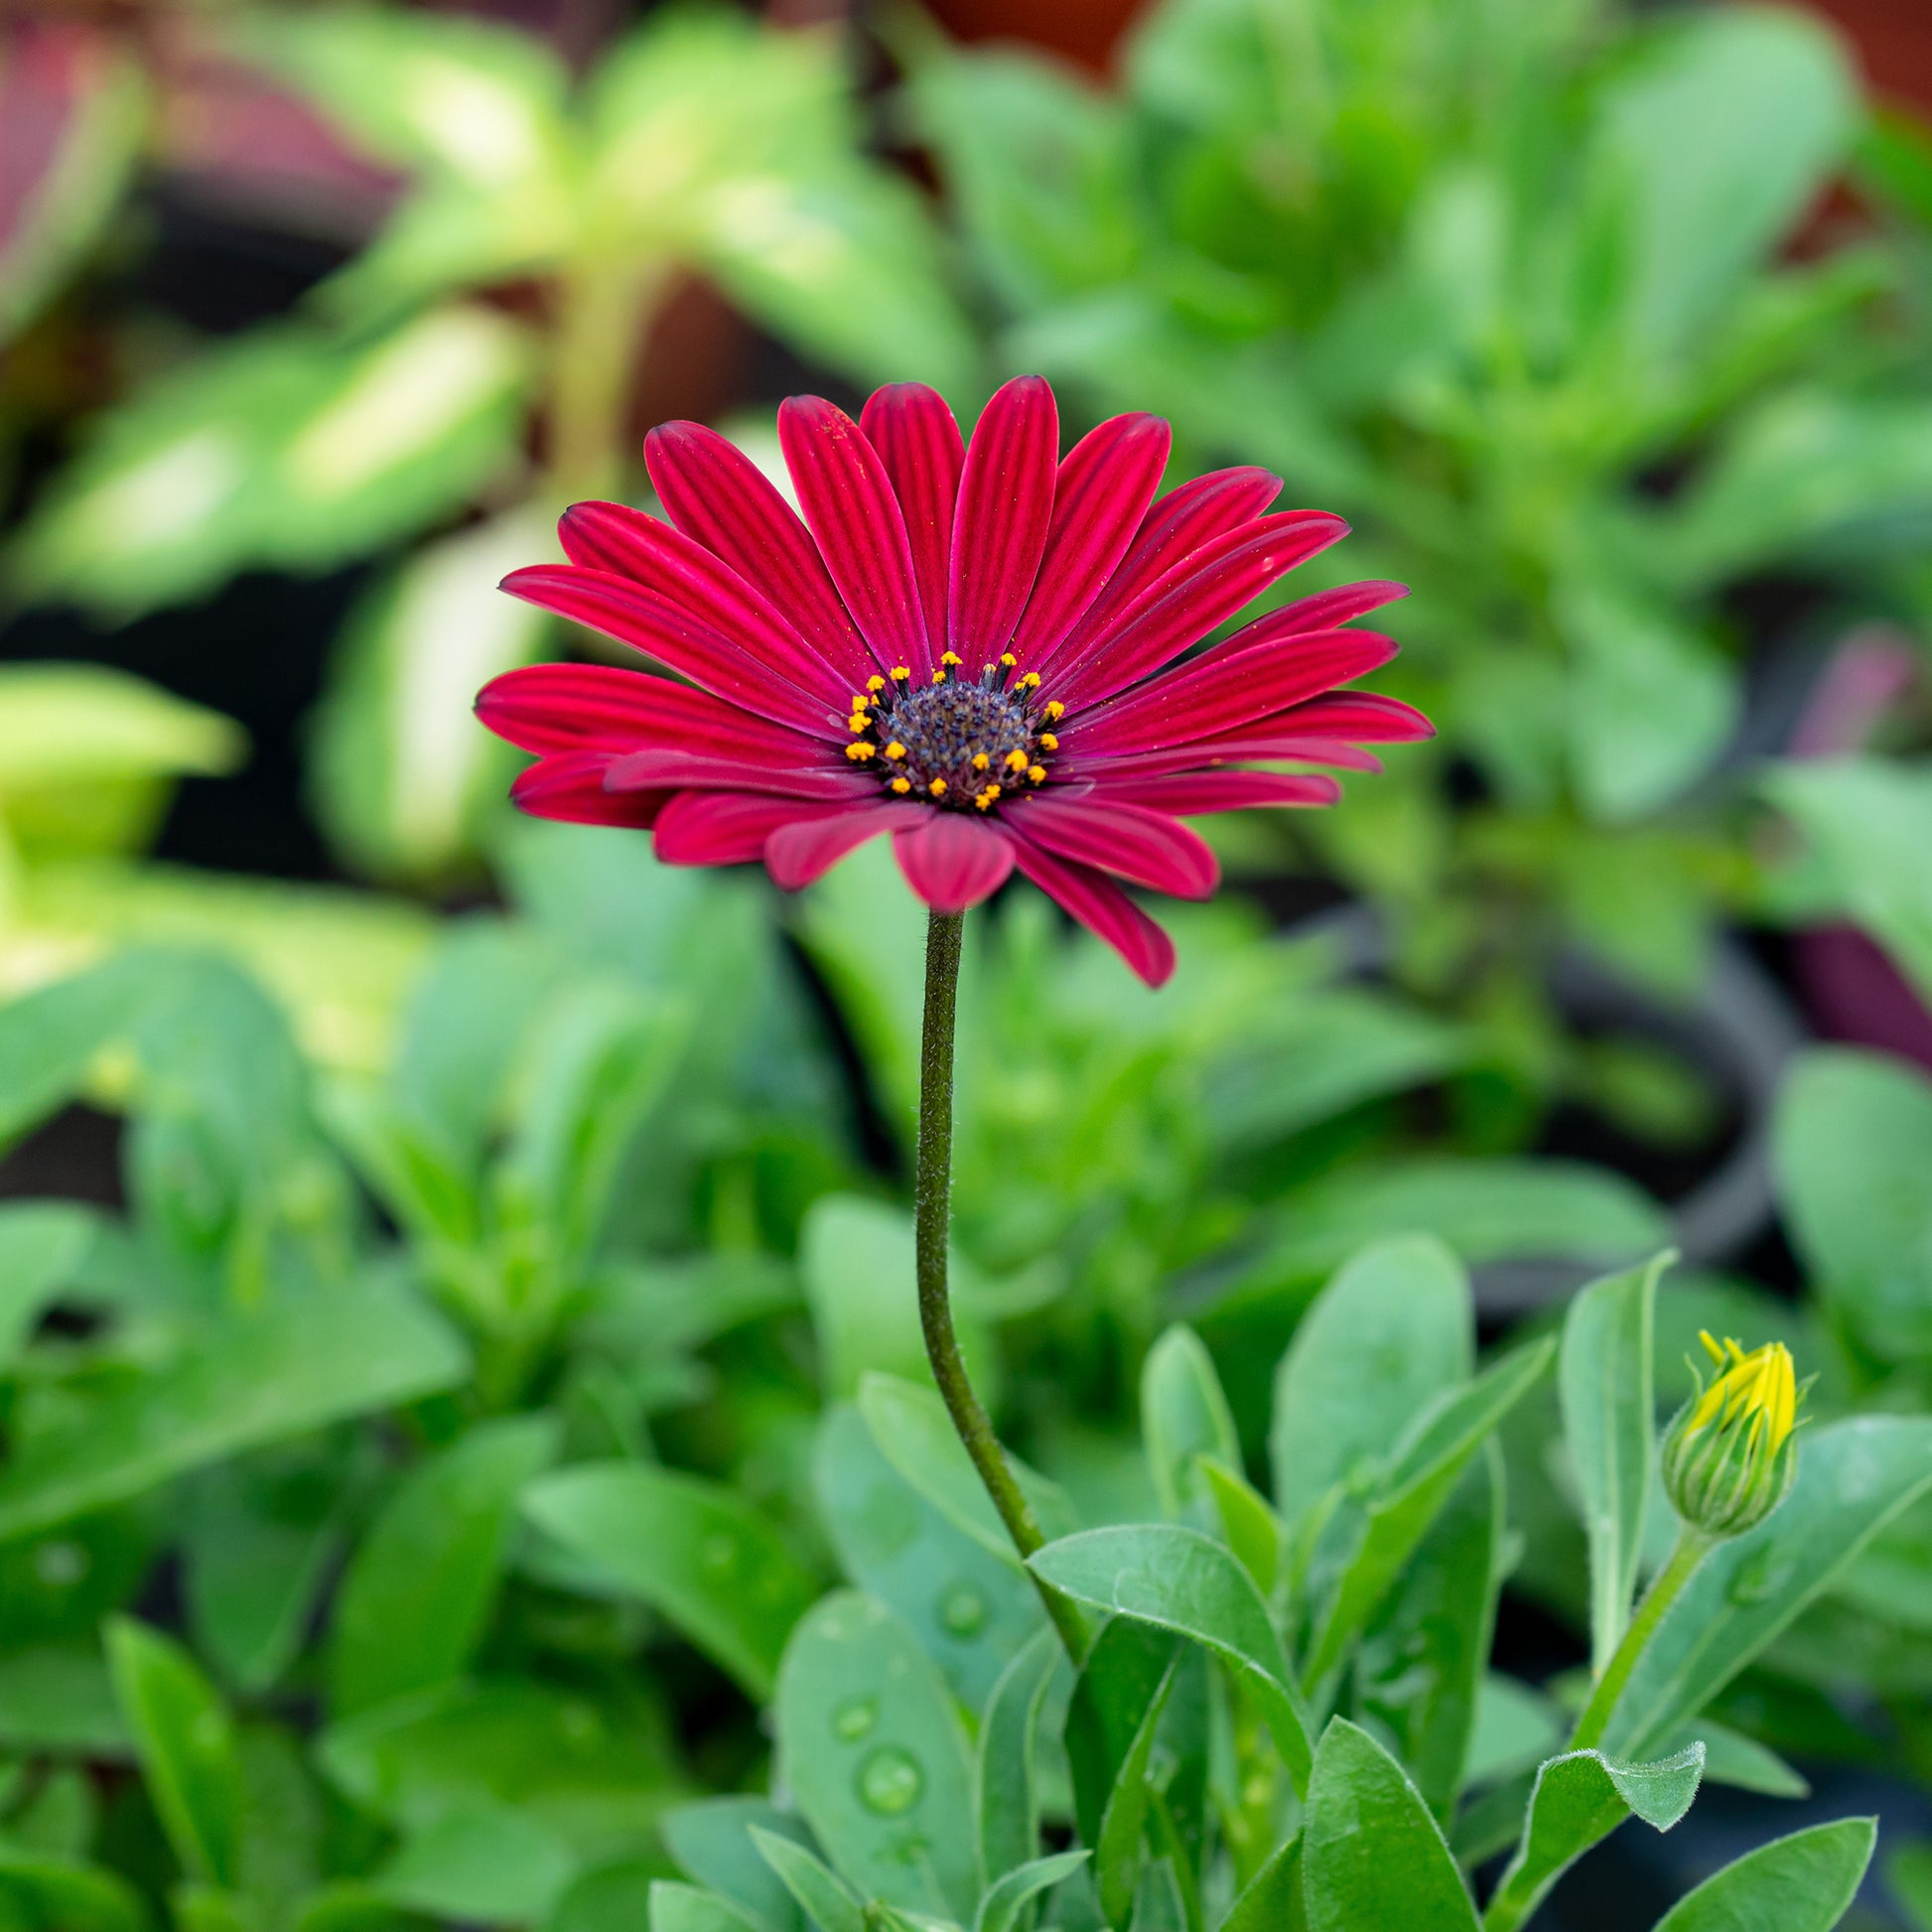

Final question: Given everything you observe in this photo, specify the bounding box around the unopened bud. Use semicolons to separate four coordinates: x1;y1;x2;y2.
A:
1661;1331;1803;1540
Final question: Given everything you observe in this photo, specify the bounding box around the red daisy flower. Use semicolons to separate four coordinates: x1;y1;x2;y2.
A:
477;376;1431;987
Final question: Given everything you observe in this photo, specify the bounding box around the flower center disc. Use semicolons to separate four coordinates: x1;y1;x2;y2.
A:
882;682;1037;805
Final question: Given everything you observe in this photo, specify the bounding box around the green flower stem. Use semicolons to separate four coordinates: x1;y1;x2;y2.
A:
916;910;1087;1662
1567;1522;1713;1756
547;259;663;500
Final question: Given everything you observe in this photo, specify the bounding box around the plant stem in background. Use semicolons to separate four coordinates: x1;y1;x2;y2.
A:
915;909;1087;1660
547;261;663;500
1568;1524;1713;1754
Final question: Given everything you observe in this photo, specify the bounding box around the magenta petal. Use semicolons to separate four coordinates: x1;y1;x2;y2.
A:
1063;737;1384;778
604;750;868;800
892;812;1017;913
1014;796;1219;898
1008;412;1172;668
1036;464;1282;678
779;395;932;676
861;383;964;653
1070;630;1400;759
949;374;1059;664
1095;770;1342;814
765;801;913;890
1266;579;1409;634
1052;511;1351;710
511;753;669;828
644;420;875;687
1006;831;1175;987
559;500;852;706
1245;691;1436;743
501;565;839;740
652;789;836;868
478;661;824;764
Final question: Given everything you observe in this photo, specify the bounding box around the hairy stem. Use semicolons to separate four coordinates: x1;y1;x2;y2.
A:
1567;1523;1712;1755
916;910;1086;1660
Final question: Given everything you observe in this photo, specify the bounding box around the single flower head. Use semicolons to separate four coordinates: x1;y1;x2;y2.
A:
478;377;1432;985
1661;1331;1804;1540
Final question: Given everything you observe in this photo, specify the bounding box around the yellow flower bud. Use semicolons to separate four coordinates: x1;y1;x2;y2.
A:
1661;1332;1804;1540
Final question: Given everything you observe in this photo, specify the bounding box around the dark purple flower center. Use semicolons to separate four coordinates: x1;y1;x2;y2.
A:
843;655;1061;810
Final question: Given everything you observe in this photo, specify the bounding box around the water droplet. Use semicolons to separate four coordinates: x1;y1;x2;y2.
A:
938;1584;988;1637
858;1746;923;1816
34;1542;86;1587
832;1696;878;1741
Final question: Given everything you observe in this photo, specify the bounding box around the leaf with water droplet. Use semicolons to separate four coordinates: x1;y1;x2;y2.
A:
814;1407;1042;1711
775;1592;976;1921
523;1463;819;1700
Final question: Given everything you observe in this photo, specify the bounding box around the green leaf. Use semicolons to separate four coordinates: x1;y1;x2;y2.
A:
651;1881;768;1932
1270;1235;1472;1527
663;1798;810;1932
773;1592;977;1920
1484;1744;1704;1931
1142;1325;1239;1519
12;307;534;621
0;1645;130;1755
1558;586;1735;824
977;1852;1090;1932
1658;1719;1807;1799
1601;1418;1932;1758
1302;1720;1476;1932
1354;1443;1504;1819
1764;760;1932;1009
0;1845;149;1932
373;1801;575;1926
333;1415;558;1717
0;1204;91;1367
0;1276;467;1542
1307;1340;1554;1686
309;509;549;883
749;1830;864;1932
1463;1676;1564;1791
1772;1048;1932;1355
105;1617;241;1887
976;1629;1060;1889
316;1677;673;1855
1197;1457;1282;1598
1216;1833;1305;1932
1562;1254;1667;1673
523;1463;818;1702
815;1407;1044;1714
856;1373;1075;1571
1028;1525;1311;1794
1586;6;1855;360
1651;1818;1875;1932
1095;1657;1178;1929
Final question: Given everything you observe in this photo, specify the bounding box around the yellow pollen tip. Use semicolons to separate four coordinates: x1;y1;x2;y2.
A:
1019;671;1041;690
1043;701;1064;722
1004;749;1029;772
972;753;991;770
975;792;995;811
1038;732;1059;751
891;776;911;793
847;716;870;734
885;742;906;760
892;666;910;682
845;742;876;761
941;651;962;666
931;670;946;685
928;778;947;797
1000;652;1018;669
1028;763;1046;783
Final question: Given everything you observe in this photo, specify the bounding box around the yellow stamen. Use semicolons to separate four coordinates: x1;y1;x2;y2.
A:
1038;732;1058;752
892;666;910;682
975;790;996;810
867;675;887;693
845;742;876;761
1028;763;1046;783
941;651;962;667
884;742;906;760
1043;701;1064;722
928;778;947;797
891;776;911;793
848;715;870;734
1018;671;1041;691
1004;749;1030;772
972;753;991;771
931;670;946;685
1000;652;1018;669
